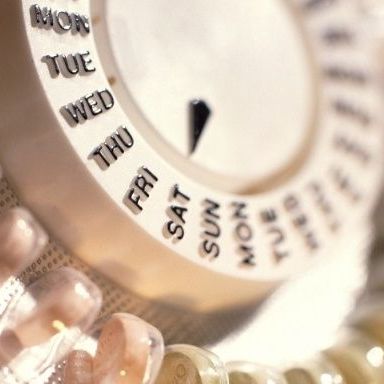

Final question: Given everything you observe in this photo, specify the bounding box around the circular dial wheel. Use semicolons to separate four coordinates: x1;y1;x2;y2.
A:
0;0;382;309
99;0;316;193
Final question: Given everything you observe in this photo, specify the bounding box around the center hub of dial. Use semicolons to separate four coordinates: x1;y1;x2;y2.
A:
97;0;316;193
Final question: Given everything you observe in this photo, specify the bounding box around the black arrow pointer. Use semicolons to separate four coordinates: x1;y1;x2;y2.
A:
189;99;211;154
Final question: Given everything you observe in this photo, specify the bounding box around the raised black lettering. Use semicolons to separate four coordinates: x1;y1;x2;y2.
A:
200;199;221;259
31;5;53;26
62;89;115;126
166;221;185;241
164;185;191;242
43;52;96;78
232;202;248;220
90;127;134;170
125;167;158;214
202;240;220;260
31;5;90;35
260;208;289;264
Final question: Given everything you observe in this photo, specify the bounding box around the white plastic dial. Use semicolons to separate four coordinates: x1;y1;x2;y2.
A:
100;0;315;192
0;0;382;309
